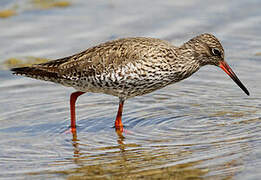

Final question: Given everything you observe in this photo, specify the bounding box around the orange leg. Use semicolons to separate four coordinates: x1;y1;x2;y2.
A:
70;91;85;132
115;99;125;132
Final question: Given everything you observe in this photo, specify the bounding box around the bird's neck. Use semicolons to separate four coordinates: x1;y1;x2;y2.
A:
167;46;201;82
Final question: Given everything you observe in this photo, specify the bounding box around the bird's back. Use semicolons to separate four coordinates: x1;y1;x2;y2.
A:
11;37;190;98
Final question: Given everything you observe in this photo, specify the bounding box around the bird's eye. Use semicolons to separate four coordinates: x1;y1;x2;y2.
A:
211;48;221;57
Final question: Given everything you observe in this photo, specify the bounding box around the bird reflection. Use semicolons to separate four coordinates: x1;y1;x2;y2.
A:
71;131;80;159
115;128;125;145
70;128;127;161
67;129;211;179
115;129;126;153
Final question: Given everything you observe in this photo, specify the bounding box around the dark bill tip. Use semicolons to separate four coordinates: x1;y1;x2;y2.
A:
219;61;250;96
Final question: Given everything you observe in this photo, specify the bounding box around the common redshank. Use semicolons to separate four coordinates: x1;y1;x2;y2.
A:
11;33;249;133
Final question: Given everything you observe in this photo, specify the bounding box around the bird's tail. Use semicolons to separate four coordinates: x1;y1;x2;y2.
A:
11;66;57;78
11;66;63;83
10;57;71;84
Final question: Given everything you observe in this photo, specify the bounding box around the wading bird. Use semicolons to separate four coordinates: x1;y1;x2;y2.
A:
11;33;249;133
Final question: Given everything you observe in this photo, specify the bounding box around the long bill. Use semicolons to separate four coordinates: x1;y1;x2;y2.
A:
219;61;249;96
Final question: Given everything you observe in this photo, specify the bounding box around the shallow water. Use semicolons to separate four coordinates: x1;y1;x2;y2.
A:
1;0;261;179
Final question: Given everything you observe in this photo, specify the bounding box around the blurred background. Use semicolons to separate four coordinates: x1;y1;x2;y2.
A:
0;0;261;179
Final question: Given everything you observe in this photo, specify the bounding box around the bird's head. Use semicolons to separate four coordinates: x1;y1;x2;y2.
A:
184;33;249;96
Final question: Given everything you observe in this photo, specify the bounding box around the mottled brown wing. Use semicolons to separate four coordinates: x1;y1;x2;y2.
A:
11;37;174;83
57;38;147;77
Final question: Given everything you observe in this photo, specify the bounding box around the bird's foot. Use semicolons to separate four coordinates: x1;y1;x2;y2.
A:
115;125;132;135
63;127;77;134
115;125;124;133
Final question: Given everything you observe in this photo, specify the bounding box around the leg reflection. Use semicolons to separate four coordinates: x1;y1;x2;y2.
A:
115;128;125;147
71;131;80;159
